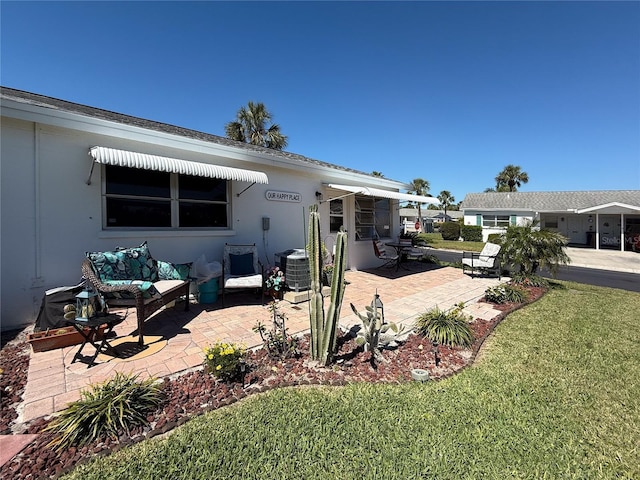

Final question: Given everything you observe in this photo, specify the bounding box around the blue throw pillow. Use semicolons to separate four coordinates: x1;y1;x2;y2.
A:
229;253;254;276
86;250;130;282
115;241;158;282
157;261;192;281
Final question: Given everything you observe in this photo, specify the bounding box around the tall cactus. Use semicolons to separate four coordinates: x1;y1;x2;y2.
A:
308;204;347;365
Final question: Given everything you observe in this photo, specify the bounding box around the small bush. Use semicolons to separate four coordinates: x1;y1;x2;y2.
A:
510;272;550;288
440;222;461;241
414;305;473;348
44;372;162;451
253;301;299;360
487;233;502;244
460;225;482;242
413;233;432;246
399;231;419;243
484;284;528;304
204;341;246;381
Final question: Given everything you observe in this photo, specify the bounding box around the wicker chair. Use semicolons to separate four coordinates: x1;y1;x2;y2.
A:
81;259;190;346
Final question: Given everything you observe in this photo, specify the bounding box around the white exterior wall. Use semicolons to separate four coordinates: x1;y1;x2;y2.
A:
1;104;401;331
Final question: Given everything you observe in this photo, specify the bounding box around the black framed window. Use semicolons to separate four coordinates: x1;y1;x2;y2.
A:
104;165;229;228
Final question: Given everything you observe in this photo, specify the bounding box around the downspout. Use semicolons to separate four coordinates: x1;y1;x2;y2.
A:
595;213;600;250
621;213;625;251
32;123;43;286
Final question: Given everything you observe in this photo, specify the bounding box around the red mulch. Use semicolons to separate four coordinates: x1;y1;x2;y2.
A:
0;284;546;479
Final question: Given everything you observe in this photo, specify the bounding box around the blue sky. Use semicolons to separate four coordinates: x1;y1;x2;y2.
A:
2;1;639;202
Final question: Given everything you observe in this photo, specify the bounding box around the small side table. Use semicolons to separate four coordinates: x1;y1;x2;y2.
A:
68;314;124;368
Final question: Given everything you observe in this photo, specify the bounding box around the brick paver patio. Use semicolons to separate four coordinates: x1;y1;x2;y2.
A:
19;264;504;423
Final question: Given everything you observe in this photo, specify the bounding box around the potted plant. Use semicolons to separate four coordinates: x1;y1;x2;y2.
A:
264;266;286;300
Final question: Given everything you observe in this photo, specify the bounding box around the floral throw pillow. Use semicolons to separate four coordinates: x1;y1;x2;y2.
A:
115;241;159;282
157;261;192;281
86;250;131;282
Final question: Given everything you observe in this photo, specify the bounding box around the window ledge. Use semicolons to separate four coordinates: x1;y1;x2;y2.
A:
98;230;236;240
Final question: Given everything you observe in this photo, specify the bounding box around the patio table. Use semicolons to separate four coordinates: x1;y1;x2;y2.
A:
68;314;124;367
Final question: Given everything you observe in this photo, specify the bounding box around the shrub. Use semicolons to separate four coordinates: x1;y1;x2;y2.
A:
484;284;528;304
413;233;432;246
414;305;473;348
204;341;246;381
487;233;502;244
499;220;570;276
399;231;419;243
460;225;482;242
253;301;299;360
510;272;549;288
439;222;461;241
44;372;162;451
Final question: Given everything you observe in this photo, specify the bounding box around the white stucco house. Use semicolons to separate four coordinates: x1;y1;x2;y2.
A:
1;87;439;332
462;191;640;249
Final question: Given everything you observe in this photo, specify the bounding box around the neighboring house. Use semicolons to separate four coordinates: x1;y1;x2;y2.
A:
399;208;462;233
430;211;463;223
461;191;640;249
1;87;439;331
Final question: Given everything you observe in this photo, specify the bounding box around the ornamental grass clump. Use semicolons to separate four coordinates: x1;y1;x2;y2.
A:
484;283;529;304
203;341;246;381
510;272;550;288
414;305;474;348
44;372;162;452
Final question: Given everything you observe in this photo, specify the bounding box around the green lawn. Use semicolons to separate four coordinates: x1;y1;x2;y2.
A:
418;232;485;252
63;282;640;479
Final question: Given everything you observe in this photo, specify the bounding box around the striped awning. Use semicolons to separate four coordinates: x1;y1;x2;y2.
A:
89;146;269;184
327;183;439;205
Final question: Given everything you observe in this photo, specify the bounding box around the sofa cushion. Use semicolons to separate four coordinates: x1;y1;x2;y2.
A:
157;261;192;281
478;242;501;263
229;253;254;276
102;280;160;299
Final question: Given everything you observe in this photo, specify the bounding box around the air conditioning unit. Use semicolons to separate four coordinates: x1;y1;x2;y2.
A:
274;249;310;292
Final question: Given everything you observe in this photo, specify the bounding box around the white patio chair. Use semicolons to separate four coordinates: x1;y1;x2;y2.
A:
461;242;501;279
221;243;265;305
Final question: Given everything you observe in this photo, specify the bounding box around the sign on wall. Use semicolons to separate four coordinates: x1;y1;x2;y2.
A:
266;190;301;203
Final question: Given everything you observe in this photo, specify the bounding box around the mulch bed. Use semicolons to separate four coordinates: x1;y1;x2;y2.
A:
0;285;546;479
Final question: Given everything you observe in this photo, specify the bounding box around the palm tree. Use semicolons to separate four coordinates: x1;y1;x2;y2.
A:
407;178;430;230
437;191;455;219
498;220;570;276
495;164;529;192
371;171;384;177
225;101;288;150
